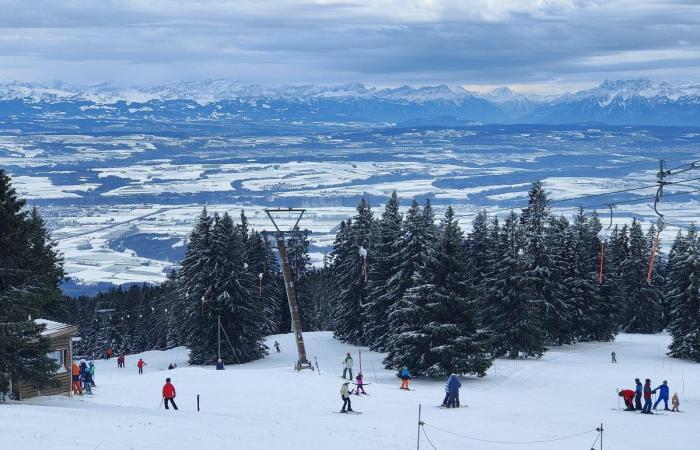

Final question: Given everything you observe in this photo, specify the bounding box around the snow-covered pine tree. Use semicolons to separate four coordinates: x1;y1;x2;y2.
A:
383;207;492;377
332;198;373;345
246;230;285;335
667;226;700;361
482;211;545;358
542;215;573;344
1;171;65;395
365;191;403;350
621;219;664;333
519;181;560;346
464;210;492;287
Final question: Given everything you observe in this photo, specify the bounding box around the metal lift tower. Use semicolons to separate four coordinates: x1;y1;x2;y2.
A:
264;208;314;371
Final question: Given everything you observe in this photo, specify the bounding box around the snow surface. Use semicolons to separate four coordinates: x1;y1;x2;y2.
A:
1;332;697;449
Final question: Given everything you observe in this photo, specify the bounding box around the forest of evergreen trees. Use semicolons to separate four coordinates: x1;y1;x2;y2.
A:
64;181;700;376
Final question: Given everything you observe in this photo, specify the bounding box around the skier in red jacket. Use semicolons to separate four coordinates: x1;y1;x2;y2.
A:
162;378;178;410
137;358;147;375
618;389;635;411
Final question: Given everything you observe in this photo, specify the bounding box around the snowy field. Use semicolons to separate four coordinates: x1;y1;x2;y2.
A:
1;332;697;449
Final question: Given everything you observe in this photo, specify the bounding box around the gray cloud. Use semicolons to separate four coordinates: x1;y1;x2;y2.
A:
0;0;698;89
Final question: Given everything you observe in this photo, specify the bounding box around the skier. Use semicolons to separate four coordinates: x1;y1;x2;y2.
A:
355;372;367;395
117;354;125;368
216;358;225;370
399;366;411;390
274;341;281;353
441;376;451;406
671;393;680;412
88;361;96;386
342;352;353;380
641;379;653;414
618;389;636;411
340;381;353;413
168;363;174;370
611;351;617;363
82;366;93;395
137;358;147;375
162;377;178;410
105;348;113;360
447;374;461;408
634;378;643;410
71;362;82;395
652;380;670;411
79;360;88;389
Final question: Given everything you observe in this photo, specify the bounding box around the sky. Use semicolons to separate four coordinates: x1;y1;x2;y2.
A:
0;0;699;93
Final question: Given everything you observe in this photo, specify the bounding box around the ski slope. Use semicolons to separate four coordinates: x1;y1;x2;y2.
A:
1;332;697;449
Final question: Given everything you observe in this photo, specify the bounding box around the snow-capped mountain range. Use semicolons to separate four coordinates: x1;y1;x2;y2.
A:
1;78;698;125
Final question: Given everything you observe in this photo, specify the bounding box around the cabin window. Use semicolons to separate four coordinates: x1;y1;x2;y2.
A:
48;350;66;373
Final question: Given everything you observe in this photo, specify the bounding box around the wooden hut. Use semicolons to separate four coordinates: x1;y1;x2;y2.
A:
12;319;78;400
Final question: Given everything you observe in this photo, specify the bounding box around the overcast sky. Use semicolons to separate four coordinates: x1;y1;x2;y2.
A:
1;0;698;92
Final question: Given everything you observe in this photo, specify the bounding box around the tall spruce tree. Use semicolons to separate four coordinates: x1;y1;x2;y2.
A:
1;171;65;395
383;207;492;376
332;198;374;344
483;211;545;358
365;192;403;349
667;226;700;361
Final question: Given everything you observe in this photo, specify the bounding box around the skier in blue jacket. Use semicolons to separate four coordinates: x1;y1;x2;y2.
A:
652;380;670;411
634;378;643;410
399;367;411;390
447;374;461;408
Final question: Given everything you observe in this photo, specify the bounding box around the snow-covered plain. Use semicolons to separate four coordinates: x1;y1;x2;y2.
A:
1;332;696;449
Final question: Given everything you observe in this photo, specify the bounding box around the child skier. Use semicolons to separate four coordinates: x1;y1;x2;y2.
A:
652;380;670;410
355;372;367;395
162;378;178;410
274;341;281;353
399;366;411;390
137;358;147;375
71;362;82;395
618;389;636;411
117;354;125;368
216;358;224;370
671;393;680;412
611;351;617;363
340;381;353;413
82;366;93;395
88;362;96;386
641;379;653;414
342;352;353;380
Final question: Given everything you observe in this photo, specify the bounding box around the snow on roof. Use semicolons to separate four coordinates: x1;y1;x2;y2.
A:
34;319;76;337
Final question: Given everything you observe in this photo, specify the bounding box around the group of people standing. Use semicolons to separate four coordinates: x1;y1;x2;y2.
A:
618;378;680;414
71;360;95;395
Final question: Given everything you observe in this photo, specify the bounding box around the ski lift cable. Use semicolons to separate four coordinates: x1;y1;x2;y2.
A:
422;423;598;445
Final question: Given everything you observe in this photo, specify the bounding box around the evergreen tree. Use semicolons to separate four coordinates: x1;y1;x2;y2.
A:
332;198;373;345
0;171;65;395
384;207;492;376
365;192;403;349
483;211;545;358
667;226;700;361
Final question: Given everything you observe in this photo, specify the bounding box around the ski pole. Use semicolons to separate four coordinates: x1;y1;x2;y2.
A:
616;389;620;410
159;397;163;409
371;360;377;384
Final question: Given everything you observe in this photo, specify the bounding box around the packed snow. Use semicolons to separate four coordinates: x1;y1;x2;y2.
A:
1;332;696;449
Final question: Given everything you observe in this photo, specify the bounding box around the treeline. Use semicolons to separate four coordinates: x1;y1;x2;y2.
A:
68;181;700;374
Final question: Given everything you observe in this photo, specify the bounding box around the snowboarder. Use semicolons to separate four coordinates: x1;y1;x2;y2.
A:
137;358;147;375
611;351;617;363
641;379;653;414
671;393;680;412
340;381;353;413
399;366;411;390
447;374;461;407
117;354;125;368
342;352;353;380
274;341;281;353
355;372;367;395
618;389;636;411
216;358;224;370
634;378;643;410
162;377;178;410
88;361;96;386
71;362;82;395
652;380;670;410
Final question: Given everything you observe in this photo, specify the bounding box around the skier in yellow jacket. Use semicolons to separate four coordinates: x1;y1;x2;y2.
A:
340;381;354;413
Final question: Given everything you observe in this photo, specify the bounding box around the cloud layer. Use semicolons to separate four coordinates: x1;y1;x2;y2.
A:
0;0;698;90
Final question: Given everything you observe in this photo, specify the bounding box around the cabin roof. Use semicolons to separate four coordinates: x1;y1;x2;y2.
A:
34;319;77;338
